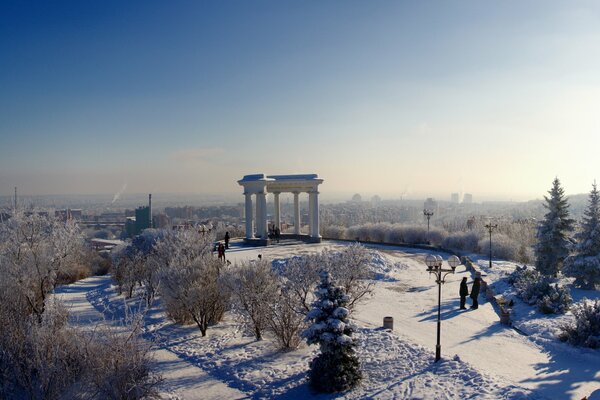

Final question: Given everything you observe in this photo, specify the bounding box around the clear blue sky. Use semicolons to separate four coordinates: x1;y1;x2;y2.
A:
2;1;600;200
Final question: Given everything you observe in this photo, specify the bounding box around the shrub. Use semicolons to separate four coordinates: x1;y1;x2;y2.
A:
442;231;480;253
227;260;279;341
510;266;572;314
268;286;306;350
559;299;600;348
477;233;521;263
536;284;572;314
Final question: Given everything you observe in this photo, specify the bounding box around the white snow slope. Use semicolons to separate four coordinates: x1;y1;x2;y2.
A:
54;240;600;400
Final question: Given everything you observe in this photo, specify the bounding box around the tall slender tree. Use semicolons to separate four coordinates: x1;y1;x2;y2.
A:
535;177;575;277
563;182;600;289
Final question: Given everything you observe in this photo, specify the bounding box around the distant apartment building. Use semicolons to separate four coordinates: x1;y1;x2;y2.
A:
135;206;151;233
55;209;83;222
154;213;170;229
424;197;438;213
451;193;460;203
463;193;473;204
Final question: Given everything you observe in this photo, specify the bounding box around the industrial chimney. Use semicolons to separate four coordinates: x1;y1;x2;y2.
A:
148;194;152;228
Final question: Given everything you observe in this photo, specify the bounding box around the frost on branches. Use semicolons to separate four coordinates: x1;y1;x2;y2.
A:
559;299;600;349
302;271;361;393
535;177;575;277
563;183;600;289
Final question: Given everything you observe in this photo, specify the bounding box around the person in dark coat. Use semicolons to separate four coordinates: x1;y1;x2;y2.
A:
459;277;469;310
224;231;230;249
470;277;481;309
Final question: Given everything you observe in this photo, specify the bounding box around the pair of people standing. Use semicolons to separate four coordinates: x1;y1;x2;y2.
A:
459;276;481;310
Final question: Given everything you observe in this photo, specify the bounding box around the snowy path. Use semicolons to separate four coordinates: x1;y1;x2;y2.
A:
54;275;247;400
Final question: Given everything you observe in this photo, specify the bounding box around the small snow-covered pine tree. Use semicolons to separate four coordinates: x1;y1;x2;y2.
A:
563;182;600;289
535;177;575;277
303;271;361;393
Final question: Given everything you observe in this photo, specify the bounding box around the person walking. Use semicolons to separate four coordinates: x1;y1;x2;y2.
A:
470;277;481;309
224;231;230;249
459;277;469;310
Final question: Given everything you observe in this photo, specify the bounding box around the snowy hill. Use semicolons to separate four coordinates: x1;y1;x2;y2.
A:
54;240;600;399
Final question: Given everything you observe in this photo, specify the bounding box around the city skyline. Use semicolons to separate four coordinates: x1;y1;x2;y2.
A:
2;1;600;201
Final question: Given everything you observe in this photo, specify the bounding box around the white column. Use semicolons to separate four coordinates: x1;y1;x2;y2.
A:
310;190;320;238
293;192;301;235
244;192;253;239
257;191;268;239
308;191;314;236
273;192;280;230
255;193;261;238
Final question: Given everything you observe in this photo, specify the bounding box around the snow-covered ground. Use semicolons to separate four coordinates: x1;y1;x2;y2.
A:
54;240;600;399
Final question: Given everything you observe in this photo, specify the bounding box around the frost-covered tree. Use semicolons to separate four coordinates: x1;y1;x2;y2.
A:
227;259;279;341
156;229;228;335
303;272;361;393
535;178;575;277
0;211;84;322
563;183;600;289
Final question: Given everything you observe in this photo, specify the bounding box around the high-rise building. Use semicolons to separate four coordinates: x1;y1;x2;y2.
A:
463;193;473;204
451;193;460;203
135;206;151;234
424;197;438;213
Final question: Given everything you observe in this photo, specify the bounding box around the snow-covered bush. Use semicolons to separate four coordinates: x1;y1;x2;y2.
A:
322;225;346;240
442;231;480;253
279;254;321;314
559;299;600;348
536;284;572;314
84;316;162;400
0;301;160;400
268;286;306;350
227;259;279;341
279;244;375;313
156;229;228;335
477;233;521;263
563;183;600;289
511;266;572;314
303;272;361;392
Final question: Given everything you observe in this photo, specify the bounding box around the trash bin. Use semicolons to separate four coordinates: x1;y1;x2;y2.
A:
383;316;393;330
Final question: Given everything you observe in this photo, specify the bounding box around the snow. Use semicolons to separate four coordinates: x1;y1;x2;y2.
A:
54;240;600;400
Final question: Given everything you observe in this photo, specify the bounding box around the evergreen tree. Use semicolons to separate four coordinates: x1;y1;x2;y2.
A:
535;177;575;277
303;271;361;393
564;182;600;289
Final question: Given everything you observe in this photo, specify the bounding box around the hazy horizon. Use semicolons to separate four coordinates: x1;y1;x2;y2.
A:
2;2;600;200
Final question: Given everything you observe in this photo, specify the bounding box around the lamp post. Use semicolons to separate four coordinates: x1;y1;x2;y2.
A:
425;254;462;362
423;209;434;233
484;222;498;269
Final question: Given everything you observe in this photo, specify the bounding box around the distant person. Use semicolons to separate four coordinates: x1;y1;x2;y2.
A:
459;277;469;310
258;254;262;260
470;277;481;309
218;242;225;262
275;225;280;243
224;231;230;249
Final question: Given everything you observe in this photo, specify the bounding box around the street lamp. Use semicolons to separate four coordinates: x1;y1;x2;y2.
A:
423;209;434;233
484;222;498;269
425;254;462;362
